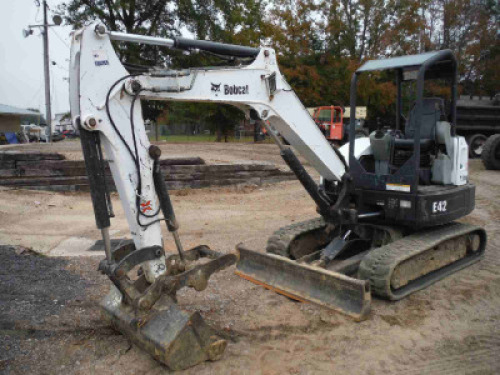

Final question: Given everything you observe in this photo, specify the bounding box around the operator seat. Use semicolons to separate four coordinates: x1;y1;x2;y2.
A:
392;98;445;184
369;98;447;179
395;97;445;150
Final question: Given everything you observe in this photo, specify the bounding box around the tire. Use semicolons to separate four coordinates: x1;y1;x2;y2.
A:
467;133;488;158
482;134;500;170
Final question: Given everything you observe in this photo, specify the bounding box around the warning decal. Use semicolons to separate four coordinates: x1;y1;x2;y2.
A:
386;183;410;193
140;200;153;213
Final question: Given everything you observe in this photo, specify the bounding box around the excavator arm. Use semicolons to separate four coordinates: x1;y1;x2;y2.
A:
70;22;355;274
69;22;369;370
70;21;364;275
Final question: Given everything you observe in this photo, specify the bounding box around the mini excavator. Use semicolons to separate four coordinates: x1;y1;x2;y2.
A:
70;22;486;370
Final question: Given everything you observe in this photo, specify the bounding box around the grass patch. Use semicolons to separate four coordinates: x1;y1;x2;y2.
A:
151;134;273;143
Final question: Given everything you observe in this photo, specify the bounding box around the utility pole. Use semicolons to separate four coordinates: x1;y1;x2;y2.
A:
24;2;61;143
42;0;52;143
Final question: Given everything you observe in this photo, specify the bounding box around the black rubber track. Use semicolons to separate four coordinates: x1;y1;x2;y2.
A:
358;222;487;300
266;217;327;258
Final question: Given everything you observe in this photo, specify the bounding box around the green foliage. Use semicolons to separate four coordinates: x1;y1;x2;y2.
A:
60;0;498;135
160;102;245;142
266;0;498;116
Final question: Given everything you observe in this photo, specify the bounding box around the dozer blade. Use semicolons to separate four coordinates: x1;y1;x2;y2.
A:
102;288;226;371
235;245;371;321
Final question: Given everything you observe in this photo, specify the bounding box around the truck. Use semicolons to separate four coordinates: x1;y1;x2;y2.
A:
308;106;368;145
456;95;500;158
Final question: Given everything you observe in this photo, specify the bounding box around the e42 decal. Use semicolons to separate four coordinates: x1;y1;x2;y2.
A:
432;200;447;213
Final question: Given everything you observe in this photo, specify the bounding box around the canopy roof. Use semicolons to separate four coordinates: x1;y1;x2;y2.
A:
357;50;453;73
0;104;39;116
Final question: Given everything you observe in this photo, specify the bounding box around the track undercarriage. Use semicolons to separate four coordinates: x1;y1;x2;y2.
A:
236;217;486;320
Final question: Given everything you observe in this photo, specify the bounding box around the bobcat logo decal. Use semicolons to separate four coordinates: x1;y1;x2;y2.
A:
211;83;221;92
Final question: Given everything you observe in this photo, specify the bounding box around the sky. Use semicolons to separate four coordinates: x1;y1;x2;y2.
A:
0;0;72;116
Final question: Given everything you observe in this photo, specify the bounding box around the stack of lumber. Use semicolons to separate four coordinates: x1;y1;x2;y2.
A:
0;151;295;192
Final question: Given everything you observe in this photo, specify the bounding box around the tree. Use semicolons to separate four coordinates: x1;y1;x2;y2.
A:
59;0;498;128
175;0;272;139
266;0;398;116
59;0;180;67
205;105;245;142
60;0;269;139
179;0;270;46
59;0;177;35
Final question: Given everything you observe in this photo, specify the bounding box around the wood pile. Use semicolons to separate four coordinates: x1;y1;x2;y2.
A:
0;151;295;192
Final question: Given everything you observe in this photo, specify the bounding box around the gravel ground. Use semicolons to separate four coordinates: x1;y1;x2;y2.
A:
0;142;499;375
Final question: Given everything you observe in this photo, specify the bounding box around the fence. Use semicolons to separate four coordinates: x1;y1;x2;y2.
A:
146;123;273;143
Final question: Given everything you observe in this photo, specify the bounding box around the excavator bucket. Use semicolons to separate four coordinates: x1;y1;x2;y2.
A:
102;289;226;371
99;244;237;371
235;245;371;321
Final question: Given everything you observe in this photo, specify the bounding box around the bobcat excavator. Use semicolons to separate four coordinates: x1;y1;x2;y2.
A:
70;22;486;370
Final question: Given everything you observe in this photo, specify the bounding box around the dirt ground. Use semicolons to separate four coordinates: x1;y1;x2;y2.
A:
1;141;499;375
2;140;292;166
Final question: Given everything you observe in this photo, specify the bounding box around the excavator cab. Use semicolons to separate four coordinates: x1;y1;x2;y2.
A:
347;50;472;227
238;50;486;318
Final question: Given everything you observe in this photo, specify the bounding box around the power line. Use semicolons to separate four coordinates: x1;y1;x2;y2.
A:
27;80;43;105
34;1;41;22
